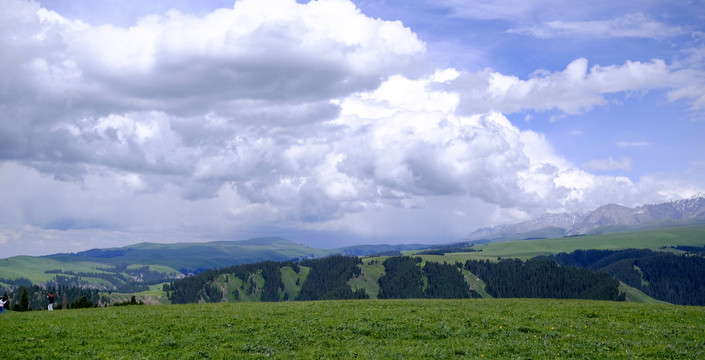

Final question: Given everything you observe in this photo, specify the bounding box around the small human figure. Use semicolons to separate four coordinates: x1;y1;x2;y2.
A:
47;292;55;311
0;298;8;314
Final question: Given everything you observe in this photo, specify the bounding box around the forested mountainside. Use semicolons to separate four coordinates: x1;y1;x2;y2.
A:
164;255;624;304
550;248;705;305
0;238;430;293
464;258;624;301
7;249;705;308
296;256;368;300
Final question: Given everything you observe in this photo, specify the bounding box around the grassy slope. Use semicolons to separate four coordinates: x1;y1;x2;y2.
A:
106;284;171;305
280;265;308;300
4;299;704;359
461;268;492;298
619;282;669;305
348;258;493;299
0;256;115;284
348;259;385;299
0;238;328;285
416;224;705;263
408;225;705;303
118;238;330;269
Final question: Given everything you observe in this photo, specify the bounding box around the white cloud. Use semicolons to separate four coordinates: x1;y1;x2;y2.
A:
508;13;684;39
616;141;650;148
5;63;682;254
447;58;671;115
1;0;704;257
667;53;705;115
0;0;425;178
582;156;632;172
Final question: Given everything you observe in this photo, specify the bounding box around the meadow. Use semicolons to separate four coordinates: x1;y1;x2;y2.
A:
415;224;705;263
2;298;704;359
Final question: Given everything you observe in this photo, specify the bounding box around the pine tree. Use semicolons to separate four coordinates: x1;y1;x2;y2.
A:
19;287;30;311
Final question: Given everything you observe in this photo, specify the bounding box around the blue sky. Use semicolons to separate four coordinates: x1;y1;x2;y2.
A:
1;0;704;257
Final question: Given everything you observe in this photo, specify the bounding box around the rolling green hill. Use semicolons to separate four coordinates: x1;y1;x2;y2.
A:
416;224;705;263
5;224;704;289
58;237;331;270
3;224;705;307
0;238;438;291
0;237;331;291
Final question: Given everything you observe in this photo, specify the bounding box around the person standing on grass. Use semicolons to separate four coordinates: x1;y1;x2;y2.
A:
0;298;8;314
47;292;54;311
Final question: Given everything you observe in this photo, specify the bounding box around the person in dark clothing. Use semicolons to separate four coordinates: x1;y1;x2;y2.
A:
47;292;55;311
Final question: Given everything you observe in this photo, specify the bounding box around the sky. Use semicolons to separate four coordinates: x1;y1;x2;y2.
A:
1;0;705;257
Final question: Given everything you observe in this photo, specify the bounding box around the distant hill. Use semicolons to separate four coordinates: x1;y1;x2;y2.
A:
4;196;705;304
12;225;705;307
0;237;434;292
61;237;331;271
466;196;705;243
0;237;332;291
336;243;430;256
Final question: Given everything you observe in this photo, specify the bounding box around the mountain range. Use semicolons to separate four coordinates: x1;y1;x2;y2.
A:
3;196;705;293
465;195;705;243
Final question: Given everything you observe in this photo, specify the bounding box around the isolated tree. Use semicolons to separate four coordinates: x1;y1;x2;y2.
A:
71;296;94;309
19;287;30;311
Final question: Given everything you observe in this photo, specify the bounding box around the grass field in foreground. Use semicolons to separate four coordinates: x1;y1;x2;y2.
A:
2;299;704;359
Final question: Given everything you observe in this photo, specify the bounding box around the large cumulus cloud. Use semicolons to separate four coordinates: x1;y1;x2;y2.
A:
1;0;703;256
1;0;425;176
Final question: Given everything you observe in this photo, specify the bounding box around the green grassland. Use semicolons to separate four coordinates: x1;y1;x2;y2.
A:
0;237;329;290
117;238;330;269
348;258;385;299
0;256;117;284
618;283;669;305
415;224;705;263
460;268;491;298
106;284;171;305
2;299;704;359
281;265;309;300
